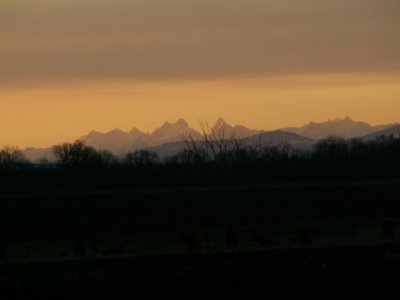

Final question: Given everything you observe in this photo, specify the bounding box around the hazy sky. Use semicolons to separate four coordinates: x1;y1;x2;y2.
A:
1;0;399;147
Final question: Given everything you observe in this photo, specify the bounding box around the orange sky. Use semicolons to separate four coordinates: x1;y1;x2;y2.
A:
1;1;399;148
1;73;400;148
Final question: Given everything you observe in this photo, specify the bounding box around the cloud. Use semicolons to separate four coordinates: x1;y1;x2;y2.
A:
1;0;400;88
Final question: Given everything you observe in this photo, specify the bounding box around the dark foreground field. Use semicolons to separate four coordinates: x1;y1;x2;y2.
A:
1;242;400;299
1;180;400;298
3;180;400;259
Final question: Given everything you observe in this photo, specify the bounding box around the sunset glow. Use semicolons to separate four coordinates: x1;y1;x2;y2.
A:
1;0;399;148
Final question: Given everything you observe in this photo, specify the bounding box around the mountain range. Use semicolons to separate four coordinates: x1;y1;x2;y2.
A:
81;118;262;155
81;119;201;155
361;124;400;141
22;117;399;162
280;116;397;139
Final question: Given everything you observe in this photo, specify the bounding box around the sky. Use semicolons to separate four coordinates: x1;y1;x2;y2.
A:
1;0;400;148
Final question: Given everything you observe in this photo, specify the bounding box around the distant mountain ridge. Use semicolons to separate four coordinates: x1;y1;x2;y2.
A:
80;118;260;155
281;116;397;139
21;117;399;162
361;124;400;141
23;118;265;161
212;117;263;137
81;119;202;154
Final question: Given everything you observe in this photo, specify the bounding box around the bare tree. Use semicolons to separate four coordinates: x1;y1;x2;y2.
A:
181;121;259;165
53;140;116;170
0;146;28;169
180;122;262;249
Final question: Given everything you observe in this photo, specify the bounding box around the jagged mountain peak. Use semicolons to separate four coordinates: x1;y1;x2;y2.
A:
150;119;201;144
175;118;189;127
153;119;189;133
212;118;264;137
129;127;142;134
107;128;126;135
22;117;400;162
160;121;171;127
213;117;229;129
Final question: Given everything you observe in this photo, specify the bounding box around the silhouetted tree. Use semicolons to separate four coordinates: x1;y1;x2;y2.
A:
124;149;159;167
167;148;209;165
181;123;256;248
181;121;260;165
52;141;117;189
260;142;293;161
99;149;119;166
53;140;116;171
0;146;28;258
0;146;28;170
313;135;348;161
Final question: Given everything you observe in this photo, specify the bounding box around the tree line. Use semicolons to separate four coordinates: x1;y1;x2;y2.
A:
1;131;400;191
